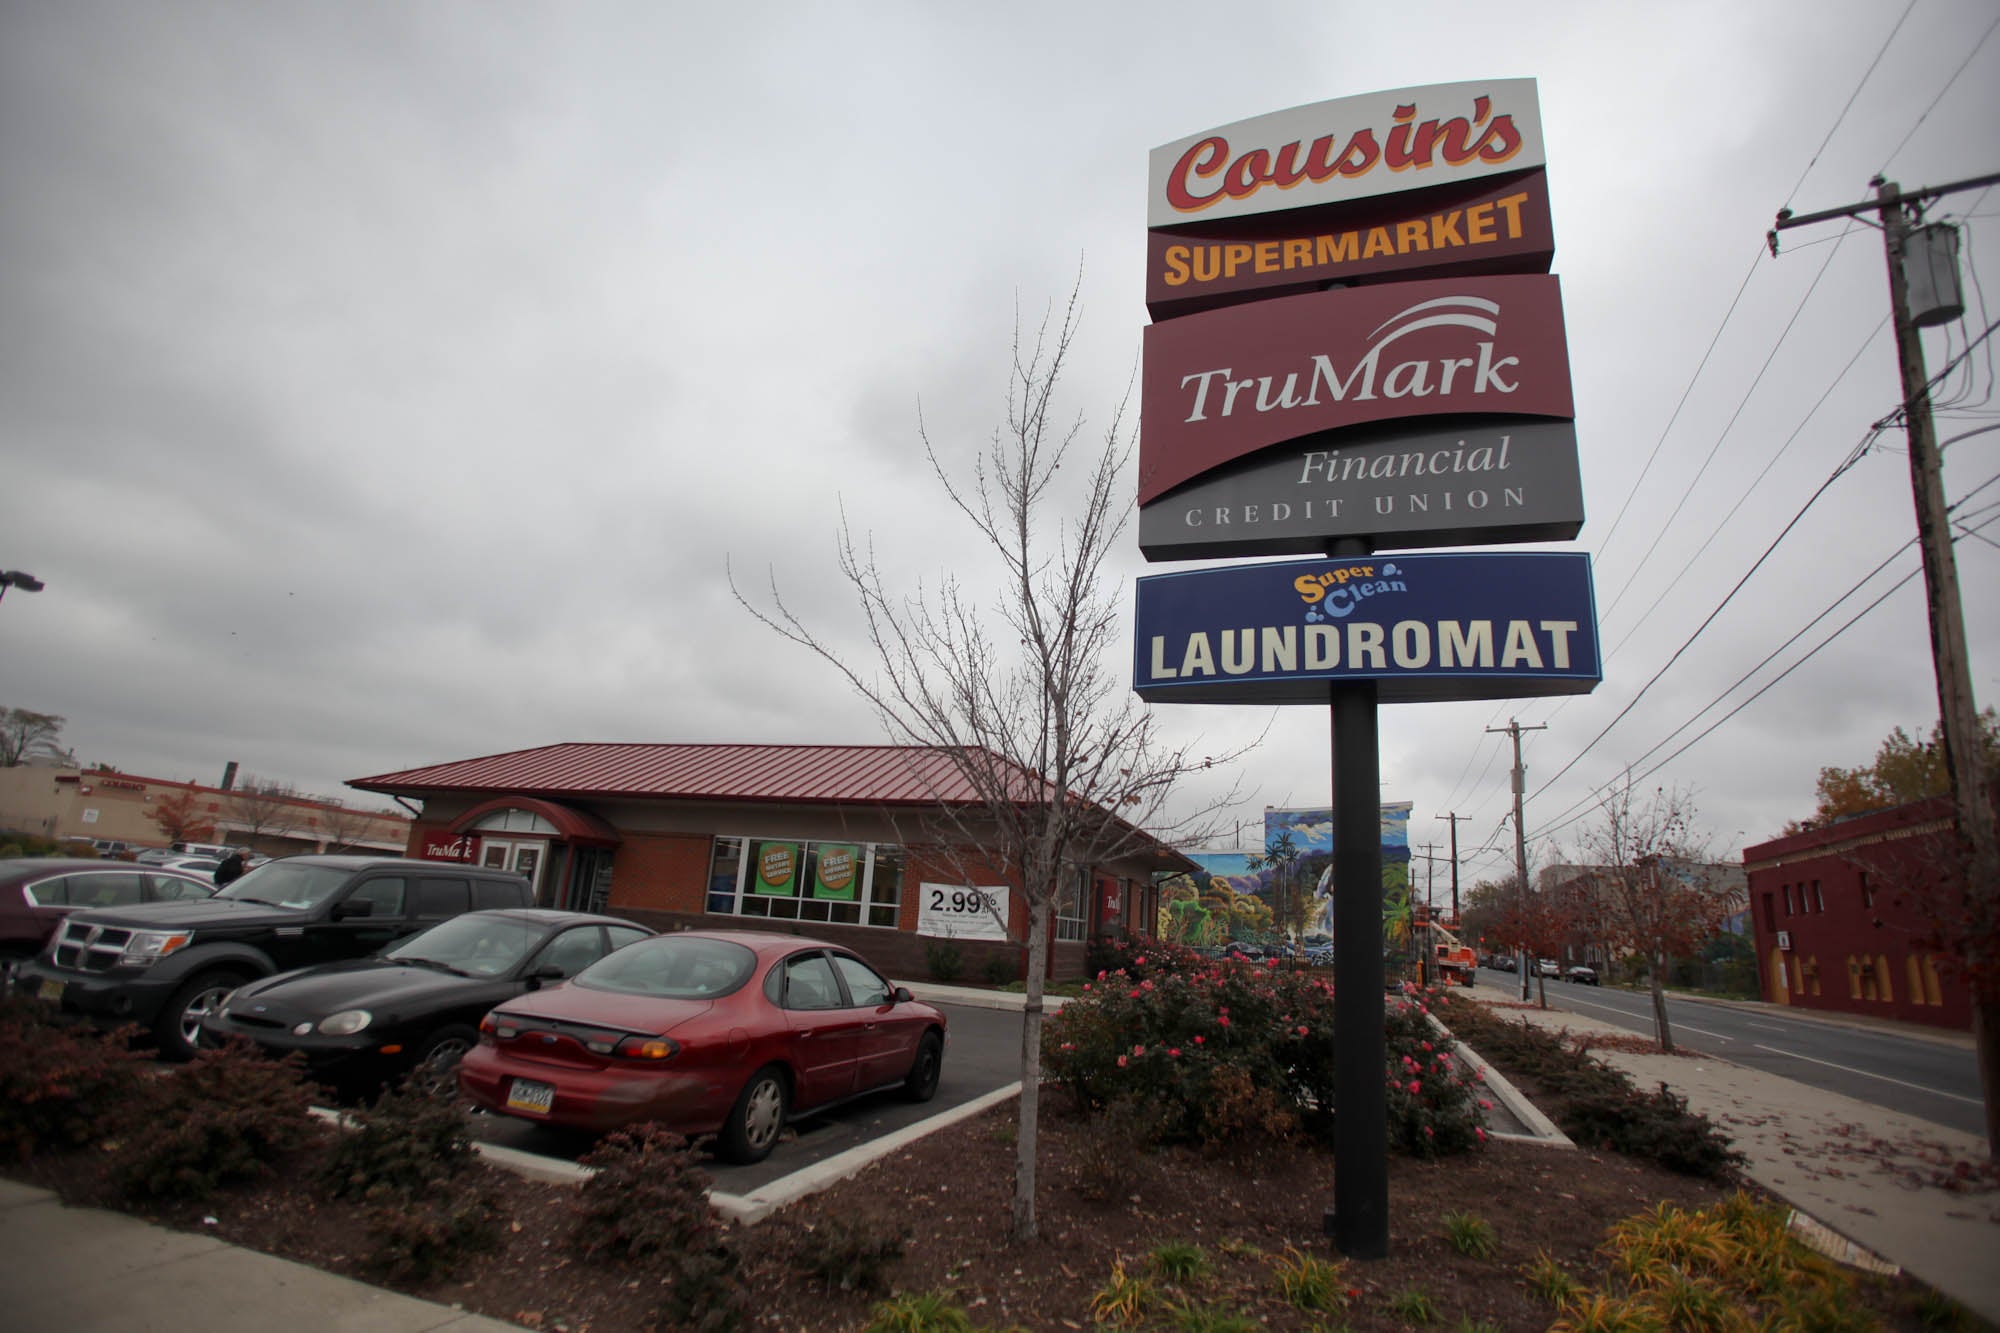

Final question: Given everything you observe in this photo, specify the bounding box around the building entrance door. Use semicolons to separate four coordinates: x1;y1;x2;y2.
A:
481;839;548;903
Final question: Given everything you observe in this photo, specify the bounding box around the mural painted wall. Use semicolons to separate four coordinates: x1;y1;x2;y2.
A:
1169;803;1412;945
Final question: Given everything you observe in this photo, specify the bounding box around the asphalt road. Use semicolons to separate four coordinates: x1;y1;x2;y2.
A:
466;1000;1030;1195
1474;967;1984;1138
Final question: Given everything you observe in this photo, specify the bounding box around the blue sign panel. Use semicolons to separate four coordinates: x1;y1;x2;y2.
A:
1133;551;1599;704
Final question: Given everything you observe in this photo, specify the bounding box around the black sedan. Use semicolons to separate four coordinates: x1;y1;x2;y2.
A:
200;909;653;1096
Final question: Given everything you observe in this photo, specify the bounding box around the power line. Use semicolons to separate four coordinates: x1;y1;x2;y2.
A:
1785;0;1919;208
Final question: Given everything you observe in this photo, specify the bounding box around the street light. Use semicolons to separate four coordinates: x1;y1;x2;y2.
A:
0;570;45;604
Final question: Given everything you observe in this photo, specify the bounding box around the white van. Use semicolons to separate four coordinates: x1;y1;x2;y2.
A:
172;841;239;859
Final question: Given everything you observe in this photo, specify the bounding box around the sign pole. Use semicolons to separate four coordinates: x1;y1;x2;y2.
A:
1329;539;1388;1258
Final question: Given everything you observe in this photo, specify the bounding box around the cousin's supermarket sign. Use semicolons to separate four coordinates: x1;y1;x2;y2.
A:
1148;79;1545;229
1132;552;1599;704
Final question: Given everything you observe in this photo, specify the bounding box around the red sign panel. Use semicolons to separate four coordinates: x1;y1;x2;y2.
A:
1138;274;1573;506
1146;170;1554;321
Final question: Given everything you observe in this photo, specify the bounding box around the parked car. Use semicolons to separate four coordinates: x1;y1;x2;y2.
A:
14;855;532;1059
134;848;183;866
1563;964;1599;985
0;858;215;986
457;930;948;1163
158;855;223;877
1537;958;1560;978
202;909;654;1096
1489;954;1517;972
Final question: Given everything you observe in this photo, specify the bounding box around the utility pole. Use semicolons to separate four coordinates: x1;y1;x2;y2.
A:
1440;812;1468;925
1775;171;2000;1155
1488;718;1546;1001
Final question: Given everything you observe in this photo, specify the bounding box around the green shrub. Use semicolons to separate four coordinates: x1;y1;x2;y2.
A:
112;1040;316;1202
924;940;965;983
1560;1084;1741;1179
362;1188;506;1282
0;995;151;1159
793;1216;908;1294
1442;1209;1498;1258
979;953;1019;986
1045;970;1484;1157
318;1080;482;1201
573;1123;744;1330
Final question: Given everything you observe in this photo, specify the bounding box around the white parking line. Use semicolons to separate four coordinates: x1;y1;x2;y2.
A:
1552;984;1728;1040
1745;1021;1786;1032
1752;1044;1982;1105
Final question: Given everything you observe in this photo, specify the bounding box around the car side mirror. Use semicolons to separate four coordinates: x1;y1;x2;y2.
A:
892;985;913;1003
526;964;566;987
331;899;373;920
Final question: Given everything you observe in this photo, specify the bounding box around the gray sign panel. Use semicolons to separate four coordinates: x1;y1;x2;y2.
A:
1138;418;1582;561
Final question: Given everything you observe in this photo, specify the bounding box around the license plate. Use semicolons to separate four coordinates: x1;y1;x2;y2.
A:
506;1078;555;1114
36;978;63;1004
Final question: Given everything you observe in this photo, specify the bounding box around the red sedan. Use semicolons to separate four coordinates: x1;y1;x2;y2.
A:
457;930;947;1163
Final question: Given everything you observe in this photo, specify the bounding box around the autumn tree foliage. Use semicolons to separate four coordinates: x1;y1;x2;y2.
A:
1566;778;1730;1053
1489;871;1583;1008
1786;710;1999;834
149;789;216;845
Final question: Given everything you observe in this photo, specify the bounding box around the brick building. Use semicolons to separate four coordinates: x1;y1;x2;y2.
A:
1741;797;1970;1030
348;742;1195;984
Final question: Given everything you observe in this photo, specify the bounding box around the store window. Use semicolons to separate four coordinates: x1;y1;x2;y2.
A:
1055;866;1087;942
705;837;904;928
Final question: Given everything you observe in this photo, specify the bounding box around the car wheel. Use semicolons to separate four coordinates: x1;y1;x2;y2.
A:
718;1066;789;1164
407;1025;479;1100
903;1030;943;1103
158;969;248;1061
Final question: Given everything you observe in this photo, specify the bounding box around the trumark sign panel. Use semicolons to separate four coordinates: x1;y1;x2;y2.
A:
1146;170;1555;320
1132;552;1600;705
1139;418;1583;559
1148;79;1545;229
1138;273;1573;505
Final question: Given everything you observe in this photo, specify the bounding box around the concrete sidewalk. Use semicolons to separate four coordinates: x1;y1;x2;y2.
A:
1466;993;2000;1323
0;1176;522;1332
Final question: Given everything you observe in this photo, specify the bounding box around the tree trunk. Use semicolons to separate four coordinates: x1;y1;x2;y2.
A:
1650;949;1675;1054
1011;899;1051;1241
1974;992;2000;1160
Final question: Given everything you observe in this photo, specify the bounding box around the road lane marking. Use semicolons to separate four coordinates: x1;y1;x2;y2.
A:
1745;1022;1786;1032
1752;1045;1981;1105
1559;995;1732;1042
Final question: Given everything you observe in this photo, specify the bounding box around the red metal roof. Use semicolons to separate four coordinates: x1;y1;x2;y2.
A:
349;743;1012;806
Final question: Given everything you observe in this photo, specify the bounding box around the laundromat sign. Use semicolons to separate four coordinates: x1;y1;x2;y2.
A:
1132;552;1600;705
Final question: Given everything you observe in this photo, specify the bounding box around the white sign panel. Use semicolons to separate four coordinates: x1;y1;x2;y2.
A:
917;882;1011;941
1148;79;1545;229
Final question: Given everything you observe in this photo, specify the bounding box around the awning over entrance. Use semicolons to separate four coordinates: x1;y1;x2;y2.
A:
448;796;622;850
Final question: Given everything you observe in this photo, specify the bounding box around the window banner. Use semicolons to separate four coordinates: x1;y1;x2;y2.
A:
918;883;1011;940
812;844;861;900
752;841;800;896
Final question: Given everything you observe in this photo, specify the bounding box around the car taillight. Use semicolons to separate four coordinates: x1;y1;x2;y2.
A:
612;1035;679;1062
479;1013;522;1041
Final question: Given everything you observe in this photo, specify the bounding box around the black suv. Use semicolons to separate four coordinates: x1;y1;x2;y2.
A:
14;855;532;1058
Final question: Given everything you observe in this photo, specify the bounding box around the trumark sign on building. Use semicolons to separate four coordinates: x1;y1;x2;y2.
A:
1132;553;1600;705
1138;418;1583;559
1137;274;1573;506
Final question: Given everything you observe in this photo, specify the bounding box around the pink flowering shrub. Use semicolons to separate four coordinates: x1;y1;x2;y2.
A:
1043;965;1483;1157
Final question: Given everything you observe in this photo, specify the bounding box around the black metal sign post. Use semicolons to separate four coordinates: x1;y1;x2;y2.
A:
1329;671;1387;1257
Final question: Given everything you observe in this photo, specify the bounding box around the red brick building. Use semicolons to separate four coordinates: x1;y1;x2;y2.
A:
1741;797;1970;1030
349;742;1193;983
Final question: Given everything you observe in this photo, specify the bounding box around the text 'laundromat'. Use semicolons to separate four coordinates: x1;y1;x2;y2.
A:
1146;619;1582;679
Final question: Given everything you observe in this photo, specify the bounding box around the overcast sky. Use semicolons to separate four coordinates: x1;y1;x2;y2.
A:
4;1;1996;888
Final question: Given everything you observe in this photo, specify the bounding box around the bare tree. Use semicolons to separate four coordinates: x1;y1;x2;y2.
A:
224;777;305;851
1568;776;1729;1053
310;797;380;853
0;708;72;767
735;288;1247;1241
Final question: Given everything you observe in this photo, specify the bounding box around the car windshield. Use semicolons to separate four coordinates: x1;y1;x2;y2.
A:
216;862;353;910
386;915;543;978
573;935;754;999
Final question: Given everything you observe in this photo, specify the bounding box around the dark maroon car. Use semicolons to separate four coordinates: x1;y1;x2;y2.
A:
0;858;215;985
457;930;947;1162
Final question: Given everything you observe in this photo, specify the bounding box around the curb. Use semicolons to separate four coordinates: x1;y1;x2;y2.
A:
1424;1012;1574;1149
